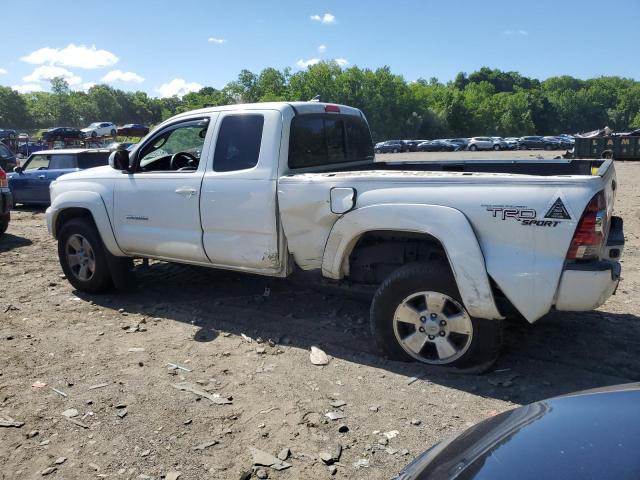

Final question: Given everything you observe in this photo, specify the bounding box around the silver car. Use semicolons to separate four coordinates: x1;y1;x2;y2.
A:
467;136;495;151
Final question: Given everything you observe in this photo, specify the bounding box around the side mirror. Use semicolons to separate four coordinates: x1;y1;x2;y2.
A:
13;166;23;174
109;149;130;171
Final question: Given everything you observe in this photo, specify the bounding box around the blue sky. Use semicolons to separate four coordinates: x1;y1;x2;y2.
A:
1;0;639;97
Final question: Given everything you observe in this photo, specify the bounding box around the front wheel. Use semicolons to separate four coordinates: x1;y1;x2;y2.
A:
469;144;478;151
110;129;116;136
493;144;501;151
370;262;502;372
58;218;113;293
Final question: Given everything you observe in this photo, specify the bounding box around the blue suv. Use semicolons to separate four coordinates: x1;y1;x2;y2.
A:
8;149;110;206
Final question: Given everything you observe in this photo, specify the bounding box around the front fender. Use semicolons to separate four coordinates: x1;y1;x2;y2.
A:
322;204;503;320
47;190;124;256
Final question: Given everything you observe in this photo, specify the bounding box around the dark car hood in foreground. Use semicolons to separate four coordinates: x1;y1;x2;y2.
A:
396;383;640;480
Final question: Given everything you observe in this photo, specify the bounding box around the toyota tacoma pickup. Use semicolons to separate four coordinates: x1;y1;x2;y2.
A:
46;101;624;371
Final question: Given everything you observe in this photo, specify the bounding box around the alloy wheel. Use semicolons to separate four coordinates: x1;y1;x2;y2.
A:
392;291;473;365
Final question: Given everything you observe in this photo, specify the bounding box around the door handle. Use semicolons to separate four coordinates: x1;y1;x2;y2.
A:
38;175;46;179
175;187;198;198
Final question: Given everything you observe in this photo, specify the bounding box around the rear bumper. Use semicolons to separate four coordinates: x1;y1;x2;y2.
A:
555;215;624;311
0;188;12;215
555;261;621;311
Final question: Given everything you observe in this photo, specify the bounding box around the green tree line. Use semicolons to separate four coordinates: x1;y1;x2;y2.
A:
1;64;639;141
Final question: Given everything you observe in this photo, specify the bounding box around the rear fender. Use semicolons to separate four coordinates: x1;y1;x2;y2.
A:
322;204;503;320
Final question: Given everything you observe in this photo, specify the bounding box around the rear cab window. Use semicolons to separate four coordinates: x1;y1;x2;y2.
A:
288;113;374;169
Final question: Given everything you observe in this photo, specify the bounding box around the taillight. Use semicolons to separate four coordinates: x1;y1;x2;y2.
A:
566;191;607;260
0;169;7;188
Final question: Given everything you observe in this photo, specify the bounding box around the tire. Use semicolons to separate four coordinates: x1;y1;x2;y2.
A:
58;218;113;293
110;129;116;136
0;212;9;235
392;149;398;153
544;144;552;151
469;144;478;151
493;144;501;151
91;131;97;138
370;262;502;372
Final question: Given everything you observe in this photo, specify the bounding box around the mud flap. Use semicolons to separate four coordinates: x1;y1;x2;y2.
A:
105;253;136;290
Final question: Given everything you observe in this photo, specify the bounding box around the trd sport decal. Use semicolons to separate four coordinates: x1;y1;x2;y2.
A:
483;204;560;227
544;198;571;220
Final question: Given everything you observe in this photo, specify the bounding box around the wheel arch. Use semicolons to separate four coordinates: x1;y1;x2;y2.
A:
322;204;504;320
50;191;124;256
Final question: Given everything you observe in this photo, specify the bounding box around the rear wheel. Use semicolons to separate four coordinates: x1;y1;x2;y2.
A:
110;129;116;136
0;212;9;235
370;262;502;372
392;148;398;153
544;144;552;150
58;218;113;293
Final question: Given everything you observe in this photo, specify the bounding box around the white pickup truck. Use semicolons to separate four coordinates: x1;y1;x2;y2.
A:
46;101;624;371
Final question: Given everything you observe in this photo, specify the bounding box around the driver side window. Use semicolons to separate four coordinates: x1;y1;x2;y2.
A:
25;154;50;170
136;119;208;172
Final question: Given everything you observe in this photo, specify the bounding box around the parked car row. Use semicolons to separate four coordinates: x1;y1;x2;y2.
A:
44;123;150;141
0;123;150;147
375;135;575;153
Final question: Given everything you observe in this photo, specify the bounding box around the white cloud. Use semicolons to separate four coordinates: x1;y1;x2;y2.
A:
76;82;97;92
310;13;336;24
23;65;82;85
504;30;529;36
334;58;349;67
101;70;144;84
318;44;327;53
0;68;7;75
12;83;43;93
208;37;226;44
297;58;321;69
156;78;203;98
21;44;119;69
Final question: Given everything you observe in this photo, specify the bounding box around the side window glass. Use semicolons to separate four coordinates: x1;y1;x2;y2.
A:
25;155;50;170
136;119;208;172
77;153;109;169
213;115;264;172
49;155;76;169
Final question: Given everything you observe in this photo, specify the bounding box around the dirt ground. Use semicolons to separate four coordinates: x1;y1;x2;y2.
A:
1;153;639;480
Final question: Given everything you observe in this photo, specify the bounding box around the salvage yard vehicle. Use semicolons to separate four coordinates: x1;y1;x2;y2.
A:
9;149;110;206
467;136;496;151
41;127;85;142
117;123;150;137
82;122;117;138
0;167;11;235
46;101;624;371
0;141;17;171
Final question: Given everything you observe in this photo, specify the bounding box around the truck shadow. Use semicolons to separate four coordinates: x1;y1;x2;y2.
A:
84;261;640;405
0;233;33;252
